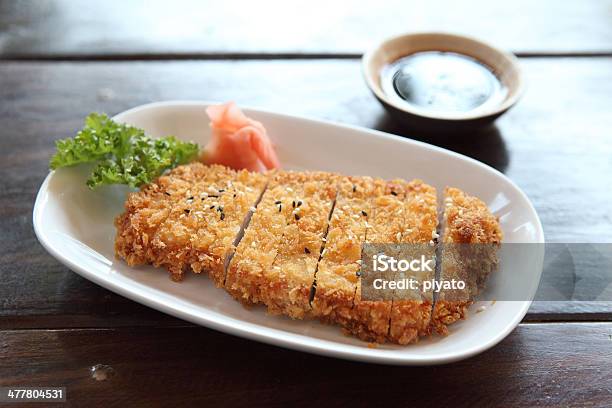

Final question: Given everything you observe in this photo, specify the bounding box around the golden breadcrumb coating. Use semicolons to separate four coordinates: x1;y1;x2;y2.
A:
115;162;267;282
115;163;502;345
348;179;408;343
311;176;384;328
388;180;438;345
114;162;226;267
431;187;503;335
225;170;337;318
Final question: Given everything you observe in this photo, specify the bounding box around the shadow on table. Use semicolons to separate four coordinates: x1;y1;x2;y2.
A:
373;115;510;174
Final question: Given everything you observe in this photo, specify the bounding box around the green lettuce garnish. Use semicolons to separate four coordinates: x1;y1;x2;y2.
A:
50;113;199;189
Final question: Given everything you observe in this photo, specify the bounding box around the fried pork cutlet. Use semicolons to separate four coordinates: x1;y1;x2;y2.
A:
312;178;438;344
431;187;503;335
115;163;502;344
115;162;213;267
348;180;409;342
311;176;385;333
226;170;338;319
388;180;438;345
115;163;267;282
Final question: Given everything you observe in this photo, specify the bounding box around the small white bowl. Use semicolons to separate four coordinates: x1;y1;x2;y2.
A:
363;32;525;132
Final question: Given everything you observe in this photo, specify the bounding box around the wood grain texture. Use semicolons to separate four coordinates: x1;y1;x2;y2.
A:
0;58;611;329
0;323;611;407
1;0;612;58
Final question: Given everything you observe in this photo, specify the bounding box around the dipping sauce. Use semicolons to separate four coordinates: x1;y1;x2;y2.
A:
381;51;507;115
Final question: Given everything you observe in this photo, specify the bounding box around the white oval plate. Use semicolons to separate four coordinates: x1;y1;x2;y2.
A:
33;101;544;365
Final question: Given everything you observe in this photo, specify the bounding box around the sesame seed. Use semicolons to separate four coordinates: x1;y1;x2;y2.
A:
292;200;296;208
432;230;440;239
218;189;225;193
184;209;191;214
210;205;215;209
429;240;435;246
208;195;219;198
391;191;398;196
278;204;282;212
297;200;302;207
356;271;361;277
361;210;368;216
352;185;356;193
295;214;300;221
164;192;171;196
356;259;362;265
275;200;282;205
396;232;401;241
220;213;225;220
250;206;257;212
286;187;293;192
304;247;311;254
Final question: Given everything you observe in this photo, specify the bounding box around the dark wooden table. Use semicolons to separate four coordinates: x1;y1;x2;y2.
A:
1;1;611;406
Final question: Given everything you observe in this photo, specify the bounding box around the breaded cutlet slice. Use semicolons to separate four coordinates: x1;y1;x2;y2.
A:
311;176;385;327
115;162;231;267
387;180;438;345
349;180;408;343
154;166;267;282
431;187;503;335
224;176;289;304
116;162;268;281
225;170;338;318
262;172;338;318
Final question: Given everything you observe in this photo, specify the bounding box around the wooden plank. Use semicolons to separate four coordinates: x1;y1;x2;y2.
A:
0;58;611;330
0;323;611;406
1;1;612;58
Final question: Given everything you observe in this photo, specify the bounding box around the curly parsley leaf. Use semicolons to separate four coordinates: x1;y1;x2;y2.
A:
50;113;199;189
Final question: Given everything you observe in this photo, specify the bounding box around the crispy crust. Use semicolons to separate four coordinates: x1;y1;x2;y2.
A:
431;187;503;335
115;164;502;344
225;170;338;318
114;163;228;268
115;162;267;282
348;179;407;343
388;180;438;345
311;176;384;329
